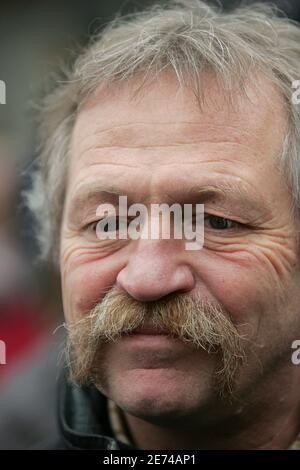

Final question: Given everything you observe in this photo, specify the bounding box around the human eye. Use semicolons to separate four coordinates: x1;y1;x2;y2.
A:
85;215;125;239
204;214;241;231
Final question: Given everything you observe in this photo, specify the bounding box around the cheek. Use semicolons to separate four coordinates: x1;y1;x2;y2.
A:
61;254;126;321
193;248;285;329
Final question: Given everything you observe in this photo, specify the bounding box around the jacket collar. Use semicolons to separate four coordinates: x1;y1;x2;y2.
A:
58;369;134;450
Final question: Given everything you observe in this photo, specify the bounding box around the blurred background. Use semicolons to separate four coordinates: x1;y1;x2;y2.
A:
0;0;299;450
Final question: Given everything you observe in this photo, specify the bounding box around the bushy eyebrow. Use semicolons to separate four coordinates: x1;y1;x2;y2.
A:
66;186;122;226
190;182;265;211
191;182;270;222
66;179;268;226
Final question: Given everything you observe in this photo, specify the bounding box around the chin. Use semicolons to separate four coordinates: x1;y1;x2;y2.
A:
106;367;215;423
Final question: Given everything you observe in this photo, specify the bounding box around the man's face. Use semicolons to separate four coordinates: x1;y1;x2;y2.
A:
60;71;300;422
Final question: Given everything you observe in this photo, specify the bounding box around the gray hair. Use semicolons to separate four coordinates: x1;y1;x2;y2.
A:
25;0;300;264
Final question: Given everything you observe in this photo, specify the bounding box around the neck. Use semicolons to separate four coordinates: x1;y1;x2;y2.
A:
123;364;300;450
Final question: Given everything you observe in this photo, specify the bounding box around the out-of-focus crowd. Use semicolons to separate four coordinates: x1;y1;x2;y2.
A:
0;135;63;449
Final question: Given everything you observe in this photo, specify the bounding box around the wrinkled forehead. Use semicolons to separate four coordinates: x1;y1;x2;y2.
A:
70;70;288;171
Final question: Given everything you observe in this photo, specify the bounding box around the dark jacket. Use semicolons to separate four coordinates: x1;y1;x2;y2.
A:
41;370;134;450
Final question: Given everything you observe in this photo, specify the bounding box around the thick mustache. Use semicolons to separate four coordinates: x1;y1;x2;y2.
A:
66;286;246;398
81;287;242;350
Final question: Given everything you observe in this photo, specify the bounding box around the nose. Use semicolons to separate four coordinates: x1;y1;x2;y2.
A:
116;239;195;302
